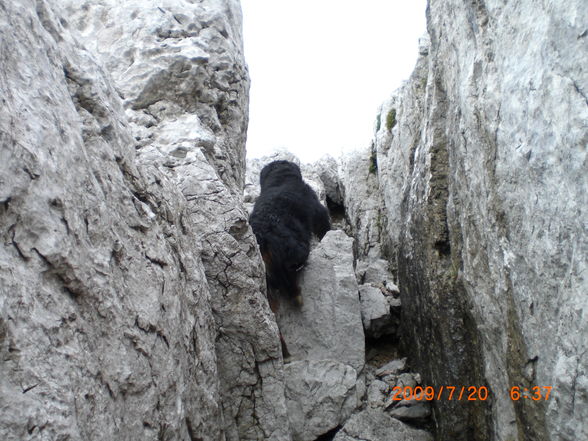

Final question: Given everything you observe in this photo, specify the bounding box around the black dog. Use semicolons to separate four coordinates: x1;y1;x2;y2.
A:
249;160;331;307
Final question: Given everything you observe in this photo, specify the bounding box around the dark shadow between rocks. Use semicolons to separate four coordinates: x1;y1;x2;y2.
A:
314;425;342;441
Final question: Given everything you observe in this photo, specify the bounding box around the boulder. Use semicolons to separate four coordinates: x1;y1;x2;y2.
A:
276;230;365;373
333;408;433;441
358;284;398;339
284;360;357;441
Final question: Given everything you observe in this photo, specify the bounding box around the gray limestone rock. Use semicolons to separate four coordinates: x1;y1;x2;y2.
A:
310;155;344;206
333;408;433;441
0;1;224;439
359;284;397;339
4;0;585;440
355;259;398;292
366;379;390;408
339;150;387;262
274;230;364;440
369;1;588;440
58;2;291;439
0;1;290;440
276;230;365;373
388;399;432;423
376;358;407;377
284;360;358;441
396;373;419;390
61;0;250;191
176;154;291;441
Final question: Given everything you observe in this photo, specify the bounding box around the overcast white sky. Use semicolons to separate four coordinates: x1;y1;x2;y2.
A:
241;1;427;163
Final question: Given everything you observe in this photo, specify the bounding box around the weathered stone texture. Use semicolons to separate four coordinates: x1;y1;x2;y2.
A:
339;150;387;263
175;155;290;441
62;0;250;191
284;360;357;441
0;1;222;439
0;1;289;440
333;408;433;441
3;0;586;440
275;230;364;440
276;230;365;373
370;1;587;440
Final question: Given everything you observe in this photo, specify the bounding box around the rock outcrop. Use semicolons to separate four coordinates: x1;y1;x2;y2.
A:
247;154;433;440
354;1;587;440
339;150;388;264
333;408;432;441
277;230;364;373
279;230;364;441
1;1;427;439
61;0;250;191
0;1;289;440
2;0;585;440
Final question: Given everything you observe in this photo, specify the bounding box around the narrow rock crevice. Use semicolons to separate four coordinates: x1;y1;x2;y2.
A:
1;1;585;441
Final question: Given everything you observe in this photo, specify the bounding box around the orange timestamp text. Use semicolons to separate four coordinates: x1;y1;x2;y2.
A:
389;386;490;401
388;385;554;402
510;386;552;401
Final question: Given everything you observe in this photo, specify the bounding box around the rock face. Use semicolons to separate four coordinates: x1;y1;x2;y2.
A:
284;360;358;441
276;224;365;440
358;284;399;339
61;0;250;191
3;0;585;440
339;150;388;263
365;1;588;440
0;1;290;440
333;408;432;441
277;230;365;373
246;153;433;440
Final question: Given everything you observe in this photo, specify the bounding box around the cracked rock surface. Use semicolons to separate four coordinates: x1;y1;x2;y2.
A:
333;408;432;441
246;154;431;440
3;0;585;440
0;1;289;440
276;230;365;374
276;228;365;440
339;150;388;264
62;0;250;191
284;360;358;441
363;1;588;440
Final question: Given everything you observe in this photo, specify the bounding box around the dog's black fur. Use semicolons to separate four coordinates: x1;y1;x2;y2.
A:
249;160;331;303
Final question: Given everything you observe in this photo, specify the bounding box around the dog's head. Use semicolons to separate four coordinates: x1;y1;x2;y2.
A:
259;160;302;188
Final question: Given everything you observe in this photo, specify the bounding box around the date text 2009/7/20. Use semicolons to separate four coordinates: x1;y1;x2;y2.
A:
388;385;553;401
